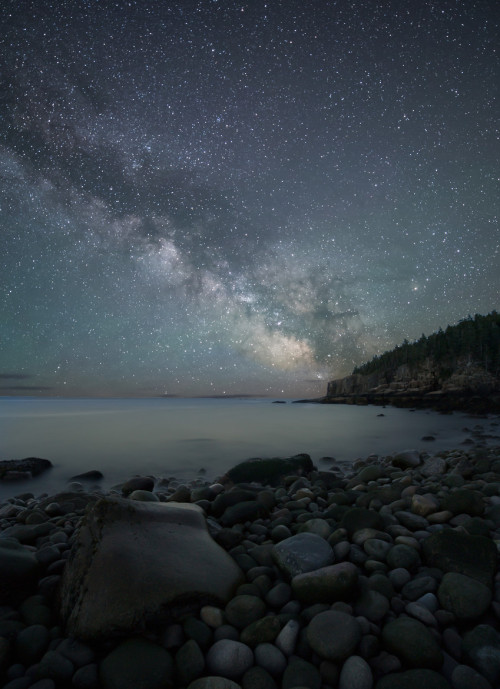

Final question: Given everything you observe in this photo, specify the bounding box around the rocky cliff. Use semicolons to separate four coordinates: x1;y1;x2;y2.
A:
328;358;498;397
325;358;500;412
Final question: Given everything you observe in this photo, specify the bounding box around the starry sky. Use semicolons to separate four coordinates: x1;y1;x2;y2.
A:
1;1;498;398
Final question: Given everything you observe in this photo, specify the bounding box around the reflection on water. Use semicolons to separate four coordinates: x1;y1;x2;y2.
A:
0;396;492;498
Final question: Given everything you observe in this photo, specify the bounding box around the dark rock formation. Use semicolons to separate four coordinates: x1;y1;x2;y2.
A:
58;497;244;641
0;457;52;481
224;454;314;485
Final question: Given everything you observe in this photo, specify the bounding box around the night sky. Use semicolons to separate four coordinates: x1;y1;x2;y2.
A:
1;1;498;398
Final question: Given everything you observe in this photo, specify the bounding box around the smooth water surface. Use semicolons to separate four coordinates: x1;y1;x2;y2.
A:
0;397;495;498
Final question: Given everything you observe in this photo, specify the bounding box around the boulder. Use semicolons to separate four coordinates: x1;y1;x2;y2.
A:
375;669;450;689
307;610;362;661
422;530;497;585
461;624;500;686
58;497;244;640
0;457;52;480
0;539;41;604
381;617;443;669
437;572;492;619
225;454;314;485
341;508;383;536
99;638;173;689
391;450;421;469
272;533;334;579
441;489;484;516
291;562;358;604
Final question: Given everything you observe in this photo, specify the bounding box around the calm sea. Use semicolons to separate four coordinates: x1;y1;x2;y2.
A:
0;397;495;499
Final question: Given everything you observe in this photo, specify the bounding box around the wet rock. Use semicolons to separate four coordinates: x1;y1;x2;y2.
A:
221;501;265;527
175;639;205;686
206;640;253;680
36;650;75;684
354;589;390;623
338;655;373;689
386;544;420;571
129;489;159;502
70;471;104;481
451;664;492;689
422;530;497;585
291;562;358;604
274;619;300;656
272;532;334;579
225;454;314;485
375;668;450;689
224;595;267;630
99;638;173;689
59;498;243;640
281;657;321;689
254;642;286;676
381;617;443;669
0;539;40;604
187;679;242;689
307;610;362;661
438;572;492;619
461;624;500;687
241;666;277;689
121;476;155;495
0;457;52;480
441;489;485;516
15;624;50;665
391;450;421;469
341;508;384;536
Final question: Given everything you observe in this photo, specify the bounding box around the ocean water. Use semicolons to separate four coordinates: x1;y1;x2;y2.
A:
0;396;496;499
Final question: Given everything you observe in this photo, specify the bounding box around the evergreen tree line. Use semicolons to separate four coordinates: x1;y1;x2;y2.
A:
352;312;500;379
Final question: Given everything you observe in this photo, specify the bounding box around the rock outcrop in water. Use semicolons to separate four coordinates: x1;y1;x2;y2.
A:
0;457;52;481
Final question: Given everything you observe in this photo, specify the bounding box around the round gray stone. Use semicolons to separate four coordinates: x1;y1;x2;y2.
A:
462;624;500;686
291;562;359;604
15;624;50;665
438;572;492;619
272;532;334;578
275;619;300;656
99;638;173;689
282;657;321;689
338;655;373;689
176;639;205;686
307;610;362;661
451;664;492;689
206;640;254;680
36;651;75;684
225;595;267;630
187;679;242;689
254;643;286;676
375;669;450;689
354;589;390;623
386;544;420;571
381;617;443;669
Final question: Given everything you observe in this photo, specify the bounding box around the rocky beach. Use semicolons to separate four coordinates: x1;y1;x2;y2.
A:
0;440;499;689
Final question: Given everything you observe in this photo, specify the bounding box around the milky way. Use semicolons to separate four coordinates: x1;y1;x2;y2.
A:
1;1;498;397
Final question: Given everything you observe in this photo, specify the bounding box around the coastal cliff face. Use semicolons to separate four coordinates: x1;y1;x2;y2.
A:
327;358;499;398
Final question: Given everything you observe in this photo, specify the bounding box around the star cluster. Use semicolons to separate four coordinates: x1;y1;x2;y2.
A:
1;1;498;397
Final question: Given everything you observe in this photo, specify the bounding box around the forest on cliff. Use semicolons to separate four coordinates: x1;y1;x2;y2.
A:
353;312;500;379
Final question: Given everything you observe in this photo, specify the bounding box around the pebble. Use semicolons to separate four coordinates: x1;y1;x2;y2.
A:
206;640;254;680
338;655;373;689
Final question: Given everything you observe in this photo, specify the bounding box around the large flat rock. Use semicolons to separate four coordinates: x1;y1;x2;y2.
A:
58;497;244;641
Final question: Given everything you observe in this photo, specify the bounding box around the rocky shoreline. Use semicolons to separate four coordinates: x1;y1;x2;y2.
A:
0;444;499;689
293;391;500;414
